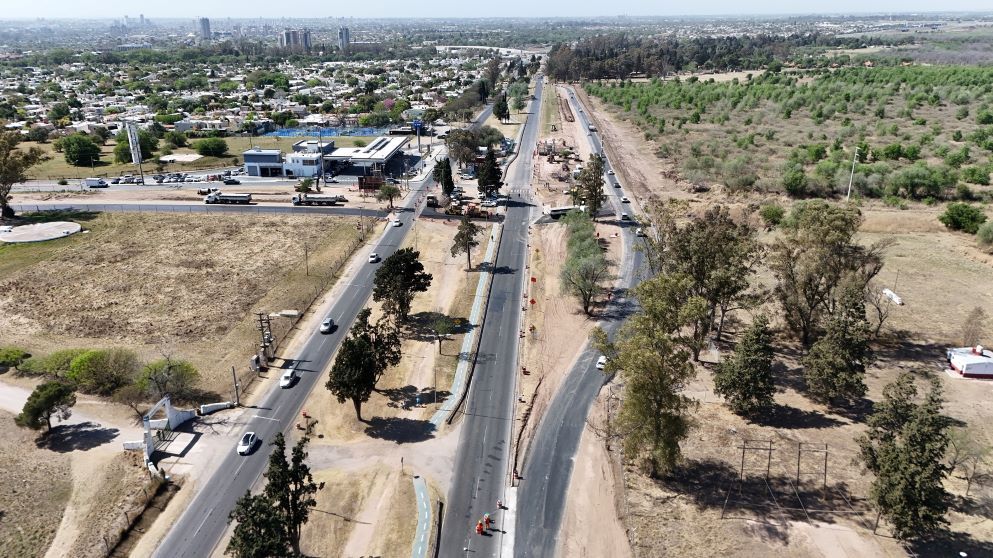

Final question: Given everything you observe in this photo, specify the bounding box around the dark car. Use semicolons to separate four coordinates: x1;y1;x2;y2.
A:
223;178;241;186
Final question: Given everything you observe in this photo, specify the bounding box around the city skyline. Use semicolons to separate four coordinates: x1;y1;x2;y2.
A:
5;0;993;19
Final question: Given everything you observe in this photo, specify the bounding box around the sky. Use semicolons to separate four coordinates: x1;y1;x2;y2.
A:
6;0;993;20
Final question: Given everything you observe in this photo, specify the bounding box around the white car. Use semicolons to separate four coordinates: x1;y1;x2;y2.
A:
636;227;646;237
237;432;258;455
392;219;402;227
596;355;608;370
279;368;298;389
368;253;380;263
621;196;630;203
607;169;615;175
620;213;630;221
320;317;334;333
481;199;497;208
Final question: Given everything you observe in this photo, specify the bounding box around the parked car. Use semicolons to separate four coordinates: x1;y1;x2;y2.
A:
110;178;121;184
223;178;240;186
368;252;380;263
320;317;334;334
279;368;298;389
481;199;497;208
237;432;258;455
596;355;608;370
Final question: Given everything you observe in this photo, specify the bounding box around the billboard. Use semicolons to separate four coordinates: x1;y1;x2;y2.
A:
125;122;143;165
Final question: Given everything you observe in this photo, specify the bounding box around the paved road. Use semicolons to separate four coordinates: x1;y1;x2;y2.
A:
11;201;389;218
153;104;496;558
439;78;544;557
513;85;645;557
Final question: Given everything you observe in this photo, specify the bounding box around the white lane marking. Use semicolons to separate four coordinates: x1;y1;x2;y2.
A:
252;415;280;421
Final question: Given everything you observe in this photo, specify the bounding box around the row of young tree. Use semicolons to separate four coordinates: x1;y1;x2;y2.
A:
593;199;973;540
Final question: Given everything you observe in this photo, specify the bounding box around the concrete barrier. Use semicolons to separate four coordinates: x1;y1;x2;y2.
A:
199;401;235;415
122;440;144;451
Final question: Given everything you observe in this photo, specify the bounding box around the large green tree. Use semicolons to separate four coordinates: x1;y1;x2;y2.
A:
373;248;433;323
451;214;483;271
803;279;873;406
577;154;605;219
59;133;102;166
858;373;951;540
113;128;158;163
432;157;455;197
476;148;502;198
770;201;887;346
493;93;510;123
0;131;46;218
376;184;401;209
15;381;76;432
264;433;318;555
196;137;229;157
713;315;775;416
325;309;401;420
227;493;289;558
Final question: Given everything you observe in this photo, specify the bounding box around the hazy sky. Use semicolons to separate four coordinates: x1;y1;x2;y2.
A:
6;1;993;19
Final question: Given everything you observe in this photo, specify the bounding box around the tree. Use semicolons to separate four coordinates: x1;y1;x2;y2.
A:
713;315;775;416
939;202;987;234
591;327;695;478
15;381;76;432
137;357;200;399
857;373;951;540
0;131;46;218
432;157;455;197
431;315;455;354
164;130;188;148
476;148;502;198
803;279;873;406
451;214;482;271
577;154;605;219
476;80;490;103
445;129;478;168
376;184;401;209
263;433;318;555
196;137;229;157
961;306;987;347
113;129;158;163
26;127;51;143
60;133;101;166
373;247;433;323
325;309;400;420
66;348;140;396
295;178;314;193
227;492;289;558
493;93;510;123
562;253;613;316
770;201;886;346
512;95;526;113
47;102;71;123
485;57;502;90
945;426;991;497
0;346;29;370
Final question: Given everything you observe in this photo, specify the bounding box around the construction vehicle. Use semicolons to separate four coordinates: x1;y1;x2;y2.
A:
204;192;252;204
291;193;346;206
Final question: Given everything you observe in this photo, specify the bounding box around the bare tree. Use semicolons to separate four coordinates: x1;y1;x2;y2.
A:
865;282;893;340
947;426;992;497
962;306;987;347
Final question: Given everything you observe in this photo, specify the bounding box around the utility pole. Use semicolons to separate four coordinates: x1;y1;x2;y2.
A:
304;244;310;276
231;366;240;406
846;146;859;202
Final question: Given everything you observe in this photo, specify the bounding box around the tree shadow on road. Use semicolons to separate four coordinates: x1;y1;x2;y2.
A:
36;421;119;452
364;416;435;444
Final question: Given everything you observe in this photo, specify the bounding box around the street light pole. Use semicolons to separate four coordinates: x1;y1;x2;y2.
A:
846;146;859;202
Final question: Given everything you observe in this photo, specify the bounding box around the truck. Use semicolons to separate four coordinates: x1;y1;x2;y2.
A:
84;177;108;188
426;195;439;207
204;192;252;204
291;193;346;206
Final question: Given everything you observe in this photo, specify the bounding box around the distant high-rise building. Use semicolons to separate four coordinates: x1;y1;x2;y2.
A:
278;28;312;51
337;27;350;51
140;14;145;26
198;17;212;41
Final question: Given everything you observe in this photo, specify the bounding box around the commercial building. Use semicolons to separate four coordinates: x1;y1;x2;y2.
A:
197;18;211;41
242;136;405;177
278;29;312;51
242;148;283;177
337;27;350;51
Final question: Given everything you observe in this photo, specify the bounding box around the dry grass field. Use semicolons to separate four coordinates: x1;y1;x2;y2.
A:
0;211;363;394
0;410;72;558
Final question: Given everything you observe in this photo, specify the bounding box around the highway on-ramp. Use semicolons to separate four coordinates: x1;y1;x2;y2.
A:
439;77;544;557
513;85;645;557
152;103;495;558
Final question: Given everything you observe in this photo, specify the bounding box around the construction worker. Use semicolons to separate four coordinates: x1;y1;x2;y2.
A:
484;513;492;530
475;520;484;535
497;499;503;510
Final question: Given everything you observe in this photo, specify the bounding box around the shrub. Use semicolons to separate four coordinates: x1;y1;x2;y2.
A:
961;166;990;185
759;203;785;227
17;348;87;377
57;178;68;186
66;348;140;395
977;222;993;248
0;346;30;370
957;184;975;201
60;133;102;166
939;202;988;234
195;137;229;157
783;165;808;197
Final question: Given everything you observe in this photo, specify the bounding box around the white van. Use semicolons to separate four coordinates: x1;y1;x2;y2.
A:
84;178;108;188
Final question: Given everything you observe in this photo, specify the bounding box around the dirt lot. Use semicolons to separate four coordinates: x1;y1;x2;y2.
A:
0;212;363;394
576;92;993;557
0;409;72;558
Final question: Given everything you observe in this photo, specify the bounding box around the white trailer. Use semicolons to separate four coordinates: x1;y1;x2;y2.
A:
204;192;252;204
947;346;993;378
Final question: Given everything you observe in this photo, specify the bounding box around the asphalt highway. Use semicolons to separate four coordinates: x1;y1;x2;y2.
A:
11;201;388;218
439;77;544;557
152;103;495;558
513;85;645;557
